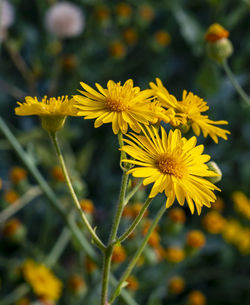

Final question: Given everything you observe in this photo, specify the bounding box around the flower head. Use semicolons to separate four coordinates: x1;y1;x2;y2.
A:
74;80;157;134
168;276;185;294
10;167;27;184
45;2;84;38
205;23;229;42
15;96;79;132
188;290;206;305
150;78;230;143
202;211;225;234
22;260;63;301
186;230;206;249
165;247;185;263
122;126;220;214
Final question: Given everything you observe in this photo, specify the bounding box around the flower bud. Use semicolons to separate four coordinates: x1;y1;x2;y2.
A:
40;115;66;133
206;161;222;183
3;219;26;243
206;38;233;63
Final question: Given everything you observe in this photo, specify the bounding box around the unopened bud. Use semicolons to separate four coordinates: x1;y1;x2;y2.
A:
206;38;233;63
206;161;222;183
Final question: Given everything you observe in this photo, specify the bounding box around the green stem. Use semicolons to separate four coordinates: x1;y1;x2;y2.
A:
109;203;166;304
0;284;30;305
124;179;143;205
49;132;105;252
101;132;129;305
222;60;250;106
117;197;153;243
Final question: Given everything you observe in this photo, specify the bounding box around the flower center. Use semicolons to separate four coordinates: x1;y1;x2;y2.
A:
157;154;184;179
105;97;127;112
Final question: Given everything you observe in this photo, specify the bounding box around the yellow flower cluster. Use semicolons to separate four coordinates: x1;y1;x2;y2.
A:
232;191;250;219
222;220;250;255
22;259;63;301
15;77;229;214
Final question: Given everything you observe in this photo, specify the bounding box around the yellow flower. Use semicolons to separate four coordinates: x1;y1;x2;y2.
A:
202;211;225;234
232;191;250;220
116;2;132;18
168;207;186;224
205;23;229;42
4;189;19;204
154;30;171;46
80;199;95;214
126;275;139;291
150;78;230;143
22;259;63;301
188;290;206;305
74;79;157;134
15;96;79;132
10;167;27;184
165;247;185;263
168;276;185;294
121;126;220;214
112;244;127;263
109;41;127;59
186;230;206;249
123;27;138;45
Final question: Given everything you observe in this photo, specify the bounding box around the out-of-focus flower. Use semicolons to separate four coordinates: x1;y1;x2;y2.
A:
0;0;15;40
168;208;186;224
154;30;171;46
3;218;26;242
80;199;94;214
186;230;206;249
123;27;138;45
168;276;185;294
112;245;126;263
138;4;155;22
62;54;78;71
188;290;206;305
51;165;65;182
85;257;97;273
202;211;225;234
95;6;110;22
22;260;63;301
211;197;224;211
165;247;185;263
74;79;157;134
122;127;220;215
205;23;233;62
45;2;84;38
116;3;132;18
15;96;79;132
15;297;31;305
205;23;229;42
126;275;139;291
150;78;230;143
232;191;250;219
4;189;19;204
132;202;149;218
109;41;127;59
10;167;27;184
68;275;86;296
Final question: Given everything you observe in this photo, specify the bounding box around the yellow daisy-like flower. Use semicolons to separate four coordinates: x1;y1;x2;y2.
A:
205;23;229;42
150;78;230;143
121;126;220;214
22;259;63;301
15;96;78;116
74;79;157;134
15;96;78;132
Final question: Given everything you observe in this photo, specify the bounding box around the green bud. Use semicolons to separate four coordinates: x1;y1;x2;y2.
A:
206;38;233;63
40;115;66;133
206;161;222;183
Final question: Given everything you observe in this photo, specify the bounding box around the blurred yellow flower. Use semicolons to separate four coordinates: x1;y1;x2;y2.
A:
232;191;250;219
138;4;155;22
80;199;94;214
22;259;63;301
51;165;65;182
109;41;127;59
205;23;229;42
202;211;225;234
4;189;19;204
10;167;27;184
168;207;186;224
122;127;220;214
186;230;206;249
74;79;157;134
154;30;171;46
123;27;138;45
112;245;127;263
126;275;139;291
150;78;230;143
168;276;185;294
116;3;132;17
165;247;185;263
211;196;224;211
188;290;206;305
